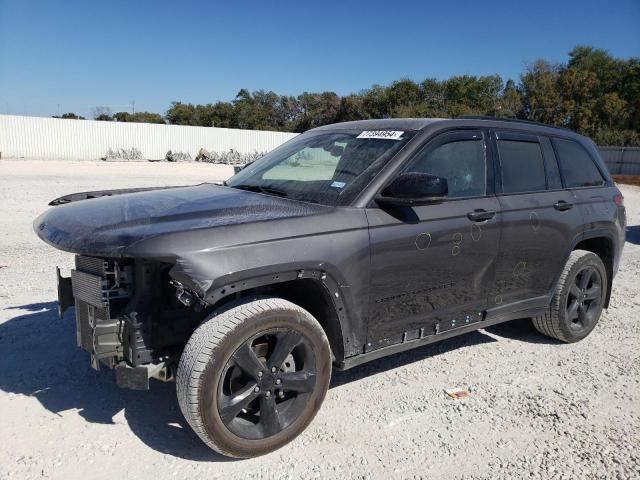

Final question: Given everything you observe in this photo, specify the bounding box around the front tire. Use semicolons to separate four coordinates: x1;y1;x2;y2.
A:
532;249;607;343
177;297;332;458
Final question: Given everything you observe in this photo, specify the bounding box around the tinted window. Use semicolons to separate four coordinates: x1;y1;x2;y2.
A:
407;138;486;198
498;140;546;193
552;138;604;188
541;137;563;189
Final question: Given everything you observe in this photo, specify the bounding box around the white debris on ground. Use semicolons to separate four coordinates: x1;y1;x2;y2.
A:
196;148;266;165
164;150;192;162
102;147;265;164
104;147;144;161
0;159;638;480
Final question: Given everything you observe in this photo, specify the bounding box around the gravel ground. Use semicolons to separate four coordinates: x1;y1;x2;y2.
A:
0;160;638;480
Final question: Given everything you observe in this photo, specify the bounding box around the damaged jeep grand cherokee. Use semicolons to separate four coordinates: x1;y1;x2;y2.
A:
34;117;625;458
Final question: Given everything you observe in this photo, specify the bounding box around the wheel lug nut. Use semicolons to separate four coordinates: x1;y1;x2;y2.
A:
254;386;260;393
275;379;281;385
271;367;277;373
265;391;271;397
257;371;263;378
279;391;284;398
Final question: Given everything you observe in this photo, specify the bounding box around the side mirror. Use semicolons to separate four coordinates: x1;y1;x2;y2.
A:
376;172;448;207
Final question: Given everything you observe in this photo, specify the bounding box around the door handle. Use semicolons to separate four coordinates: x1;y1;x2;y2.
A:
467;209;496;222
553;200;573;211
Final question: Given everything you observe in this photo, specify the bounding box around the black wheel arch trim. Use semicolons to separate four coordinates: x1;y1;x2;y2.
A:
558;228;617;308
188;266;355;363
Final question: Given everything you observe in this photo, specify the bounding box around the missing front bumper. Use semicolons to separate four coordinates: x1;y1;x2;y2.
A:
56;267;74;319
57;256;144;370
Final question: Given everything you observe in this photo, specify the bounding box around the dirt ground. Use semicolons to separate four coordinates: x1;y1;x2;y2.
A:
0;160;638;480
613;175;640;187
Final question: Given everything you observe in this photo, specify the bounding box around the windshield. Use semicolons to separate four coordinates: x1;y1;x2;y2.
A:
226;129;416;205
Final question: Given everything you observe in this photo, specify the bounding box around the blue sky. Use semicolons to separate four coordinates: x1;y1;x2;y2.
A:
1;0;639;118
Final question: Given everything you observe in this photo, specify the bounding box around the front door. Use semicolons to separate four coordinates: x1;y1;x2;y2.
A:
366;130;500;351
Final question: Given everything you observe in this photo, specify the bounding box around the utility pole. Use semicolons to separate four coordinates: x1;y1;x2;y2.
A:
132;100;135;115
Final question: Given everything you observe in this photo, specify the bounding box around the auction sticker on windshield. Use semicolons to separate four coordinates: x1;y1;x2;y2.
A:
356;130;404;140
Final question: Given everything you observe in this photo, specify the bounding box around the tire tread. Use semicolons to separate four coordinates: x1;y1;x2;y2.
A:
532;249;604;342
176;297;329;458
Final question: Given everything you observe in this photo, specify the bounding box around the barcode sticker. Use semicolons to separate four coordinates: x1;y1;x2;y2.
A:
356;130;404;140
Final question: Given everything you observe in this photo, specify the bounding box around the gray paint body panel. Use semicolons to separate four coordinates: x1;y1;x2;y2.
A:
33;117;625;366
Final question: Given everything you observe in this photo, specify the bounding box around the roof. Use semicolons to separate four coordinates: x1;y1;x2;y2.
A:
312;118;445;132
313;117;582;139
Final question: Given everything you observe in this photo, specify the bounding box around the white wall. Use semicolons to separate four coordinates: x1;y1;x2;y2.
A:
0;114;298;160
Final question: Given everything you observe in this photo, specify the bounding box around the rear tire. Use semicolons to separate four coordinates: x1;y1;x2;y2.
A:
532;249;607;343
177;297;332;458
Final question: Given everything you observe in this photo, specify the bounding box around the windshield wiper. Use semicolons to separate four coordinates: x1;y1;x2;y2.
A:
231;184;289;197
291;196;320;204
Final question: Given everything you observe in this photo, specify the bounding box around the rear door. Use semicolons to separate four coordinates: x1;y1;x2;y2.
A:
550;137;612;232
366;129;501;350
491;131;583;308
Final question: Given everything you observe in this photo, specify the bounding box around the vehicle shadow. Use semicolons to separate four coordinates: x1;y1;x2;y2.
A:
0;301;556;461
332;317;565;387
0;302;231;463
626;225;640;245
331;329;497;387
484;317;563;345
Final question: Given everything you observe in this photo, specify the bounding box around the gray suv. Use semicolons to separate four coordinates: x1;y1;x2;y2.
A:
34;116;626;457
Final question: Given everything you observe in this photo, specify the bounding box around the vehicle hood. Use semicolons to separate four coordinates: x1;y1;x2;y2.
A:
34;184;330;256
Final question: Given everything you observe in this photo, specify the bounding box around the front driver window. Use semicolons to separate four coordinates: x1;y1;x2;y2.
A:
406;136;487;198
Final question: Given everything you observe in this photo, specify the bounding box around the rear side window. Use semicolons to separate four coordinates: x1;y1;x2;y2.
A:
497;139;546;193
552;138;604;188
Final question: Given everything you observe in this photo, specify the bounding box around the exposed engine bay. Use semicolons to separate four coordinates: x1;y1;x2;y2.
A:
59;255;204;389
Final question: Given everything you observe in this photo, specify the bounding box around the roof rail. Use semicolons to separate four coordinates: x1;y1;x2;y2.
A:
456;115;572;131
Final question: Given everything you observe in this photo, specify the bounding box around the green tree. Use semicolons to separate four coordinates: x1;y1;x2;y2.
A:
207;102;236;128
151;46;640;145
558;67;600;135
387;79;424;117
599;92;628;128
496;79;523;118
53;112;85;119
619;58;640;132
166;102;199;125
294;91;341;131
520;60;562;124
131;112;165;124
420;78;447;117
568;46;621;95
113;111;164;124
336;94;368;122
360;85;391;119
444;75;503;116
114;111;132;122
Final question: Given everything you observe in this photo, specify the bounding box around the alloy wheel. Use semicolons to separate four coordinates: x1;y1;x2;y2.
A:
566;266;602;331
217;328;317;440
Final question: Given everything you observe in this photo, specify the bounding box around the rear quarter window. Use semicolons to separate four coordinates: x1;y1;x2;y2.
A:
552;138;604;188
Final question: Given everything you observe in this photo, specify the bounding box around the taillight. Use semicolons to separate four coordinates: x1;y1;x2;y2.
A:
614;193;624;206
